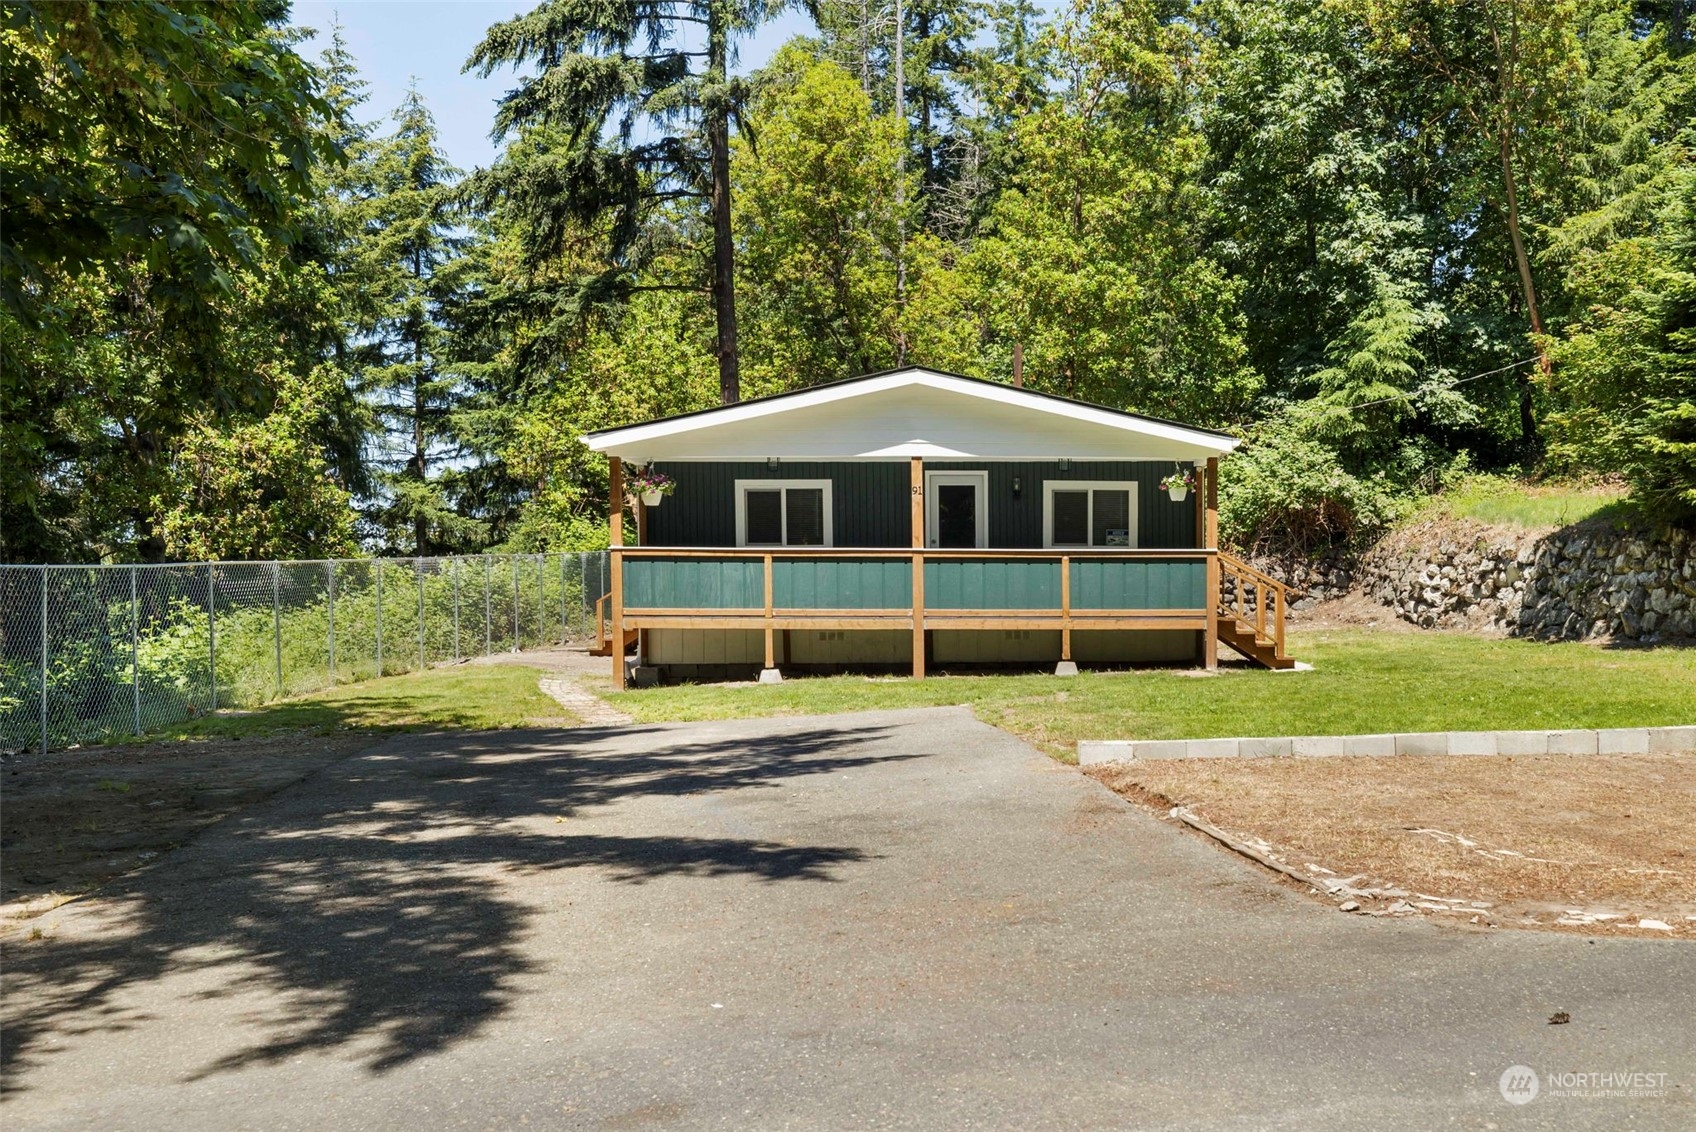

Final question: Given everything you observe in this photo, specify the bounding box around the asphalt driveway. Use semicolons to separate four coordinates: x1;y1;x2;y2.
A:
3;707;1692;1130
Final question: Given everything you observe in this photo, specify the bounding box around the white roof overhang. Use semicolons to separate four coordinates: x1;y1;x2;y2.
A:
582;370;1238;463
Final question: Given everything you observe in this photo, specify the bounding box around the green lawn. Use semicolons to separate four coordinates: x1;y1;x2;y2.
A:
152;664;573;741
606;630;1696;757
1420;475;1632;530
139;632;1694;763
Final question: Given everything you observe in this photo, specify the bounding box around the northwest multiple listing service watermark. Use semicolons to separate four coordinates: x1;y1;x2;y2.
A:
1499;1064;1673;1106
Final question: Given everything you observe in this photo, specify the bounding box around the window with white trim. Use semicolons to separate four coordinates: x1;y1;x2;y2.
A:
735;479;833;547
1043;481;1137;548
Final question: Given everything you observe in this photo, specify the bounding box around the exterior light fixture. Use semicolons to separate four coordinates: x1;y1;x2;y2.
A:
767;457;779;470
1058;458;1070;472
1011;475;1022;498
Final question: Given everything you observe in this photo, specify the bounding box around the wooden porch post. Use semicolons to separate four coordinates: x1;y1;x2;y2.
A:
1203;456;1219;671
910;456;925;679
609;456;623;547
609;456;626;689
1194;460;1206;663
633;490;648;669
763;553;775;671
1060;555;1072;662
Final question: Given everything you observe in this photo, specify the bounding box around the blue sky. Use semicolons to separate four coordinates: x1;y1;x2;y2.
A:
289;1;819;173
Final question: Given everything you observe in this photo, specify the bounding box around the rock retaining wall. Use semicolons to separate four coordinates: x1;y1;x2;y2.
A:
1352;520;1695;641
1242;551;1357;610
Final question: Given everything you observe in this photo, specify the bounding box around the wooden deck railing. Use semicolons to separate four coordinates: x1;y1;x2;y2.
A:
601;547;1216;676
1215;550;1290;663
597;546;1297;677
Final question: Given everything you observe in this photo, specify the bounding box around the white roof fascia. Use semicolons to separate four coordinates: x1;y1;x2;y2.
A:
581;369;1238;457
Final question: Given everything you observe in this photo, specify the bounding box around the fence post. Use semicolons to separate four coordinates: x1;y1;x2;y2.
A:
39;567;48;755
560;553;568;643
453;557;461;663
483;556;491;655
131;565;141;735
208;564;217;712
325;561;335;688
272;561;283;698
375;559;384;676
417;558;425;671
537;555;546;646
510;555;520;652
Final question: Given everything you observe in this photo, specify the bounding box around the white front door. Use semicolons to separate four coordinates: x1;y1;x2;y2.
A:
925;471;988;549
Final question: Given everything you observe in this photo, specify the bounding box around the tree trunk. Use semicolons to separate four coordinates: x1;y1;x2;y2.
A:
892;0;907;364
413;349;428;554
1488;17;1548;382
917;9;933;189
412;247;429;553
708;0;739;404
1499;130;1547;458
1498;130;1546;361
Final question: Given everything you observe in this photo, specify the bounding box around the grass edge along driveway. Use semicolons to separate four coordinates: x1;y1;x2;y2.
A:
605;629;1696;758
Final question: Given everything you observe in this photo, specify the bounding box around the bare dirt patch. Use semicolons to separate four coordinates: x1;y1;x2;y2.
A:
1;732;373;928
1287;589;1422;631
1088;753;1696;936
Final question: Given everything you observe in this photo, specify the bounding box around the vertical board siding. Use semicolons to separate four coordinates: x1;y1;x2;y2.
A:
924;559;1062;609
1069;559;1206;610
650;461;1202;549
649;462;906;547
773;558;911;609
624;557;763;609
928;461;1200;549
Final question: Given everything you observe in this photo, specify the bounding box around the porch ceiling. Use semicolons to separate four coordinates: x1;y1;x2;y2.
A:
582;368;1238;463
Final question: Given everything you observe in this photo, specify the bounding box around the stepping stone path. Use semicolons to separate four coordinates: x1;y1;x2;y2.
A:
537;676;633;727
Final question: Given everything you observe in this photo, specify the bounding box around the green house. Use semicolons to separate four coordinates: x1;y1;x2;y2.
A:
583;368;1292;685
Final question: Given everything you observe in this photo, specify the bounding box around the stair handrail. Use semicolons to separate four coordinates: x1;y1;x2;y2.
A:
1215;551;1288;661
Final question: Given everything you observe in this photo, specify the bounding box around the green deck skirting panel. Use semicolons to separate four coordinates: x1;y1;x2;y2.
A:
624;557;763;609
925;559;1062;610
773;558;911;609
1069;559;1205;610
624;556;1206;612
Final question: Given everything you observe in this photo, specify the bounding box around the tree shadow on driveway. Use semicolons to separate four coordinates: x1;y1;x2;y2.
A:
2;721;911;1090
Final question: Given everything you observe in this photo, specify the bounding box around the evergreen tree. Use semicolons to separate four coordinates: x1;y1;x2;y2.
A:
467;0;791;405
352;88;484;555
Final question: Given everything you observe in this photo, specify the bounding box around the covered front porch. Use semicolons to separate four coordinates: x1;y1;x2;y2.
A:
583;369;1293;686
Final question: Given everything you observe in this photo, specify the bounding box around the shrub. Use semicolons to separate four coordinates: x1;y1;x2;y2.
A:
1219;428;1403;555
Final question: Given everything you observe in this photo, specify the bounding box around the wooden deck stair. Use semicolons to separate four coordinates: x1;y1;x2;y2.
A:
586;593;638;657
1215;552;1296;670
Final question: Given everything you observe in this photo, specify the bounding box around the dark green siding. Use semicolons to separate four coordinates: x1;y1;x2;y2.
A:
648;460;1201;549
647;462;907;548
624;557;762;609
1069;559;1205;610
925;559;1062;609
773;559;911;608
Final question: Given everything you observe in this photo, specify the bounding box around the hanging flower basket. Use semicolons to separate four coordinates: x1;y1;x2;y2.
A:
1159;467;1196;503
628;467;675;507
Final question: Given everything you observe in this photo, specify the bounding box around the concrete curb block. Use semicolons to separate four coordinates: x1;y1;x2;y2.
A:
1077;724;1696;765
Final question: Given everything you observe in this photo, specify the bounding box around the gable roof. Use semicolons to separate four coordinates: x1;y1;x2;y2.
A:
582;367;1240;463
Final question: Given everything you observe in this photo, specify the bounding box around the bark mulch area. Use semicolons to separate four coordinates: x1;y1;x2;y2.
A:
1089;752;1696;937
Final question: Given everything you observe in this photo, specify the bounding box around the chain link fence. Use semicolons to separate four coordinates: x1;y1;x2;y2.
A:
0;552;612;754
